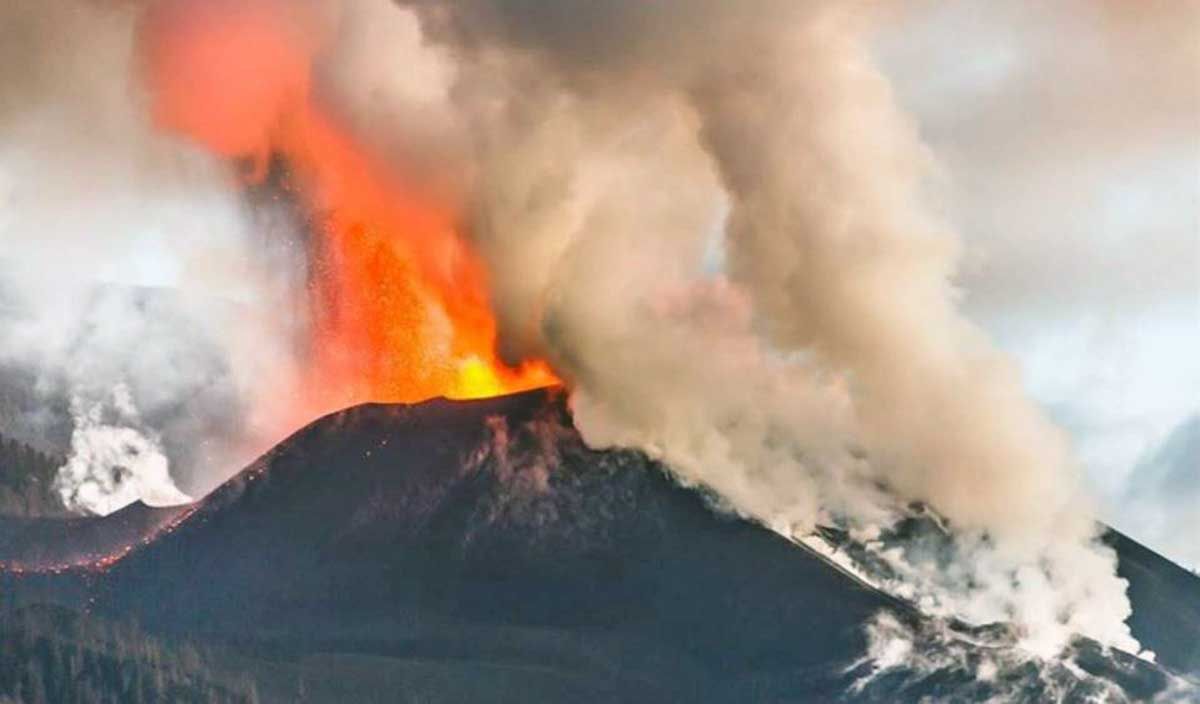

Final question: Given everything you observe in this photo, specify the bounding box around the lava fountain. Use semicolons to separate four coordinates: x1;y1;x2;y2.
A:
138;0;557;412
275;105;558;406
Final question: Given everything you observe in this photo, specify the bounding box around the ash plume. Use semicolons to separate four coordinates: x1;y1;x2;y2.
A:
419;0;1084;539
392;0;1146;655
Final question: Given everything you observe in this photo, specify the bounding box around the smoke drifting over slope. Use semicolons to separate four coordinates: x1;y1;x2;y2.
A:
0;0;1179;660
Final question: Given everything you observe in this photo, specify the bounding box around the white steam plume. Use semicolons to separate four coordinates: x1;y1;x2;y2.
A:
55;384;190;516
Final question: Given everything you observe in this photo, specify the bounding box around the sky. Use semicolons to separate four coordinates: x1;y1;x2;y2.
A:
875;0;1198;569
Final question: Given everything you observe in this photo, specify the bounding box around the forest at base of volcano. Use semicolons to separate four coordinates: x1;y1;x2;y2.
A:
0;388;1197;703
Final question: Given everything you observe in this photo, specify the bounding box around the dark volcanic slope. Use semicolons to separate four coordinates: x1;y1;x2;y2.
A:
88;389;897;700
0;502;188;569
1106;529;1200;676
9;388;1196;702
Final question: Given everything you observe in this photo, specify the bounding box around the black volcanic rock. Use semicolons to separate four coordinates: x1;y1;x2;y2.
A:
4;389;1197;702
0;502;188;568
1106;530;1200;677
86;389;899;700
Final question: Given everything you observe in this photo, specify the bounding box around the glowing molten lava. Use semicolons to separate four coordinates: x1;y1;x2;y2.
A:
139;0;557;410
282;108;557;406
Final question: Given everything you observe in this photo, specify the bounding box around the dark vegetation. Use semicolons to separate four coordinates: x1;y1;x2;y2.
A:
0;605;258;704
0;432;67;518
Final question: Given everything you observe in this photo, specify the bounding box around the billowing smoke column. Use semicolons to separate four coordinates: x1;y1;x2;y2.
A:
0;0;1162;661
419;0;1082;539
398;0;1141;655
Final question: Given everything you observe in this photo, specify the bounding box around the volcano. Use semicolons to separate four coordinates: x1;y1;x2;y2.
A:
3;389;1197;702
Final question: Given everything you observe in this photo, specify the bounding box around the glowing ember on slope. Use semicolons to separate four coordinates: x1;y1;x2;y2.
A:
0;505;201;577
138;0;558;413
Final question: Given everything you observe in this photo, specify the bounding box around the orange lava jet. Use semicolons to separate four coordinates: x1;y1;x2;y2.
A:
282;106;558;407
139;0;557;412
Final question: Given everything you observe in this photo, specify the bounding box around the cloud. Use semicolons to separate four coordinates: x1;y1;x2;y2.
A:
876;0;1198;320
1121;415;1200;570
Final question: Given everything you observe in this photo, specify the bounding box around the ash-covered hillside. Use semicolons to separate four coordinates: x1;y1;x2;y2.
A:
2;389;1197;703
